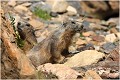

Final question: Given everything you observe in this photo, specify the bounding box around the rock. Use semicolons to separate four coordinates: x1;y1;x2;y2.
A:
37;63;80;79
35;30;42;38
82;31;95;37
80;1;119;19
110;27;118;33
107;17;119;26
77;43;94;52
89;23;107;30
30;1;51;13
83;70;102;80
47;0;69;13
8;0;16;7
80;1;109;19
28;19;44;29
91;35;105;42
116;32;120;39
67;6;77;16
19;54;36;78
21;2;32;7
64;50;105;67
36;36;46;43
67;1;82;15
105;34;117;42
14;5;28;13
69;46;77;53
85;37;92;42
76;39;86;45
109;1;119;12
101;72;119;79
52;15;69;22
40;29;50;37
106;45;119;61
101;42;116;54
94;45;100;51
50;12;58;17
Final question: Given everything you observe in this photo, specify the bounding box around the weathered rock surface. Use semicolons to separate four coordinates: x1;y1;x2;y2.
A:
83;70;102;80
64;50;105;67
8;0;16;7
80;1;119;19
67;6;77;16
37;63;80;79
105;33;117;42
46;0;69;13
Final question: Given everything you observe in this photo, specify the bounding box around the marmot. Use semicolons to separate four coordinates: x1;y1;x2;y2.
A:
17;22;37;52
26;19;87;67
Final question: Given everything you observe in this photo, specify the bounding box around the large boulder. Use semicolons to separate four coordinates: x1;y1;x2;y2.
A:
80;1;119;19
64;50;105;67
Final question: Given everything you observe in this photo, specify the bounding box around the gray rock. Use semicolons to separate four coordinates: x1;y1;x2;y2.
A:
50;12;58;17
67;1;82;15
29;1;52;14
101;42;116;54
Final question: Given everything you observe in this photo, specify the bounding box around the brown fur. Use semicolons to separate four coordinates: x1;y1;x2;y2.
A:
26;20;84;67
17;22;37;52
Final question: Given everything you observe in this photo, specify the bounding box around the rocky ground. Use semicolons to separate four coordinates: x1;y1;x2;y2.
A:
1;0;119;79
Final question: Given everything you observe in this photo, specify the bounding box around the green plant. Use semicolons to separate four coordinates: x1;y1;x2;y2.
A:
9;13;24;48
33;7;51;20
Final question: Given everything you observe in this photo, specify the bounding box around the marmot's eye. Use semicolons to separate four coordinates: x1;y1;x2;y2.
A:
71;21;75;24
17;22;21;26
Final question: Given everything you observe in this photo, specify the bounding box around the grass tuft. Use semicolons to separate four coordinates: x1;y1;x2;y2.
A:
33;7;51;20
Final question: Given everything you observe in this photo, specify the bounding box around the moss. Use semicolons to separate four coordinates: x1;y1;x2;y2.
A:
33;7;51;20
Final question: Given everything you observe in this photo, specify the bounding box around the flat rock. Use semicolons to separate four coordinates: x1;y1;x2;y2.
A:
101;42;116;54
67;6;77;16
64;50;105;67
28;19;44;29
105;33;117;42
37;63;80;79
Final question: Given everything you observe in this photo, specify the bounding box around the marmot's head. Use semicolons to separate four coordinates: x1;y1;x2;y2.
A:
17;22;35;40
61;19;90;33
